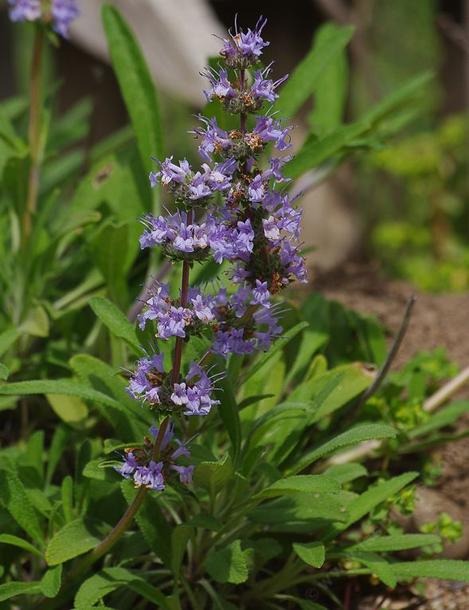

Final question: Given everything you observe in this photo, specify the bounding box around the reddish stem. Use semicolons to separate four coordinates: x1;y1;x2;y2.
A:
171;209;193;384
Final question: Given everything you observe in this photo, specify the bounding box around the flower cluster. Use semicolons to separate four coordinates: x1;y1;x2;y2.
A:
137;284;282;356
203;66;288;114
8;0;79;37
127;354;220;417
116;424;194;490
192;115;291;163
118;17;306;490
139;212;254;263
220;16;269;68
149;157;236;203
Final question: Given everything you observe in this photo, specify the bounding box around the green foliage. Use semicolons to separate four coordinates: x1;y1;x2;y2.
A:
276;22;354;119
102;4;163;178
369;114;469;292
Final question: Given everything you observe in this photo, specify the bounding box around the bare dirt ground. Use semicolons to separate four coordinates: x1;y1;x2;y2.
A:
314;263;469;610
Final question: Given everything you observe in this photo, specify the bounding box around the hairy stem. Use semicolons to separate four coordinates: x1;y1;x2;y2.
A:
22;26;44;245
239;68;247;134
172;209;193;383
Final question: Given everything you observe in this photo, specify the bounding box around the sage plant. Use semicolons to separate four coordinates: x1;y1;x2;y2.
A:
117;16;306;492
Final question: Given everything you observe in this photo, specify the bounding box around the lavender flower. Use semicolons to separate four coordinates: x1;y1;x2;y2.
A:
150;156;233;203
253;116;292;151
8;0;41;22
51;0;79;37
140;212;213;260
133;461;165;491
203;68;236;103
117;451;139;479
127;354;165;405
251;67;288;104
171;363;220;416
8;0;79;37
220;16;269;68
116;424;194;489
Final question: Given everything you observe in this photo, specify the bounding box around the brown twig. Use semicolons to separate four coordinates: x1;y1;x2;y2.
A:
356;295;416;408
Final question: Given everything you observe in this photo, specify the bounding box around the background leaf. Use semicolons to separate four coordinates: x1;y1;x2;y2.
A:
102;5;163;177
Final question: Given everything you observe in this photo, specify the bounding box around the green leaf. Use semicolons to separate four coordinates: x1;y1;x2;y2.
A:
276;23;354;119
341;472;419;529
325;463;367;484
0;534;42;557
243;321;309;383
0;581;41;602
82;459;119;483
102;5;163;176
256;475;340;499
46;426;70;485
61;475;74;522
69;354;150;436
217;373;241;461
19;305;50;337
194;455;234;494
89;222;136;302
293;423;396;472
285;72;432;179
0;379;123;410
298;603;328;610
45;519;99;566
293;541;325;568
0;328;20;357
90;296;140;352
308;36;349;133
311;365;374;418
390;559;469;582
408;401;469;439
40;565;63;598
204;540;250;584
351;534;441;553
0;363;9;381
46;394;88;424
250;492;353;528
74;567;171;610
0;466;44;544
121;481;172;568
74;573;124;610
284;330;328;385
346;550;396;587
171;525;194;575
284;122;365;178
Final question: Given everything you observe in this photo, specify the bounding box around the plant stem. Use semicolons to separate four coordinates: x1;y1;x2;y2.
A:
239;68;247;134
22;26;44;245
172;209;192;384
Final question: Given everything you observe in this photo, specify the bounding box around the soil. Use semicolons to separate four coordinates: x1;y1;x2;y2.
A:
314;262;469;610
